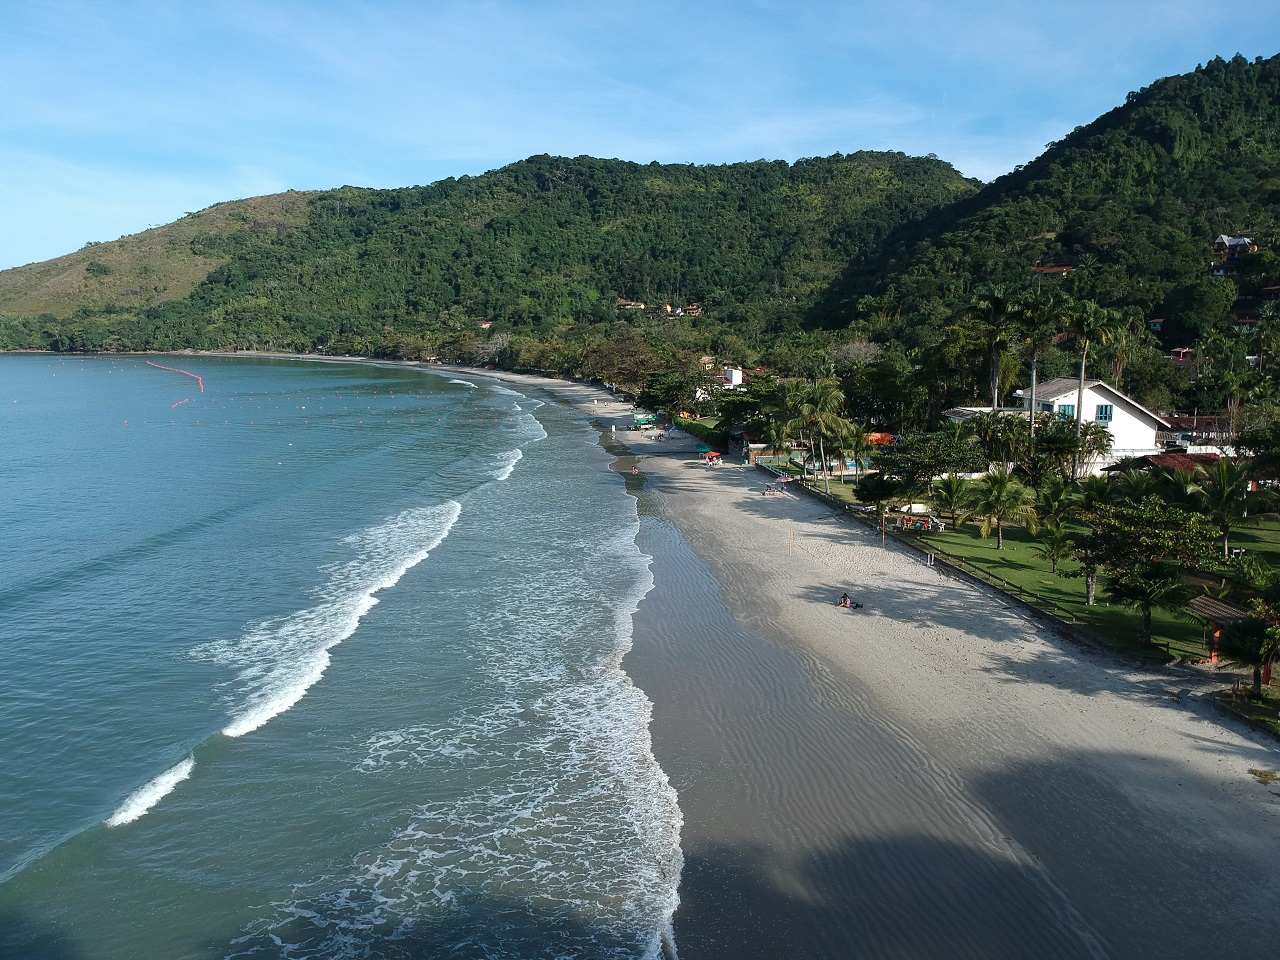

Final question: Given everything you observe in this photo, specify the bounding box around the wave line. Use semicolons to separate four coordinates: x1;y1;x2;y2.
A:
106;757;195;827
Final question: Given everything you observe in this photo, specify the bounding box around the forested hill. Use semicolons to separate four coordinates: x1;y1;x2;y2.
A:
0;152;977;353
824;53;1280;347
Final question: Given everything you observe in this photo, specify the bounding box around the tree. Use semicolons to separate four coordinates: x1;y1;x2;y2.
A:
1035;474;1078;527
966;284;1031;408
1033;520;1075;574
835;421;874;481
1112;467;1161;503
965;467;1040;549
1218;613;1280;699
1023;290;1072;446
1066;300;1120;479
788;377;849;494
931;473;971;526
1193;457;1275;559
1078;498;1218;644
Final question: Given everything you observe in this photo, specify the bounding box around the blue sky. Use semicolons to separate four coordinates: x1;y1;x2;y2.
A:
2;0;1277;272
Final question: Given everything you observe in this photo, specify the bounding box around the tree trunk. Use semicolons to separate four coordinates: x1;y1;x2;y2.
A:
1073;343;1088;480
996;518;1004;550
1086;568;1097;605
818;434;831;495
1029;348;1039;446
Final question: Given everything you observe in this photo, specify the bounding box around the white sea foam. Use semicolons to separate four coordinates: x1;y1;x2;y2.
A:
199;501;463;738
490;448;523;482
106;756;195;827
448;378;477;388
227;404;680;959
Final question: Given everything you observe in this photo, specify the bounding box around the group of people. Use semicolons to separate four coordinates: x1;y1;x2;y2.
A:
836;593;863;610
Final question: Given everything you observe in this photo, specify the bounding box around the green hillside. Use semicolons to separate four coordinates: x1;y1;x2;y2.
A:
826;53;1280;348
4;53;1280;433
0;192;317;327
0;153;976;354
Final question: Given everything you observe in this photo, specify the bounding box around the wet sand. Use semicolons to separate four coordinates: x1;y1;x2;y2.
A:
314;362;1280;957
624;441;1280;959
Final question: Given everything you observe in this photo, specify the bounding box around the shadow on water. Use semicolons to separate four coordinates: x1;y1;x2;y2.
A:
3;895;672;960
217;894;670;960
0;911;81;960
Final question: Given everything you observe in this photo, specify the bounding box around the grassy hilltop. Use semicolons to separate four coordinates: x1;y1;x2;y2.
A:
0;192;317;337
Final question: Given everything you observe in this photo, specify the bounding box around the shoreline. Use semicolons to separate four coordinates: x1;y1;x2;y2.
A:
55;353;1280;954
406;362;1280;956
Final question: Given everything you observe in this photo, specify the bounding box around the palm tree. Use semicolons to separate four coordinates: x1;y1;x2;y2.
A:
759;416;794;464
1112;467;1161;504
1033;520;1074;574
1067;300;1120;479
1219;617;1280;699
1194;457;1275;559
789;378;848;494
1105;574;1194;646
1159;468;1203;508
966;467;1040;549
1035;474;1078;528
932;473;971;527
837;422;873;482
1076;473;1114;510
1074;421;1115;479
966;284;1030;408
1025;290;1072;446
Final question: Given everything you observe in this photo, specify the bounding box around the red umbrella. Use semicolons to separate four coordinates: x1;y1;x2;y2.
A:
703;451;722;458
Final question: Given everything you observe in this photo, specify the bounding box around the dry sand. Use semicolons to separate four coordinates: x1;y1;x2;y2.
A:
361;364;1280;957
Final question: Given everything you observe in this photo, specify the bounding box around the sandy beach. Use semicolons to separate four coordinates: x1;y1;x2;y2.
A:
371;363;1280;956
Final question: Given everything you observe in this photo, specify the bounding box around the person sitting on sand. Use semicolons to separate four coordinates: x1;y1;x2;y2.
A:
837;593;851;607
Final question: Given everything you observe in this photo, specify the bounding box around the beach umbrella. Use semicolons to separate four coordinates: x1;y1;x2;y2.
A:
703;451;722;458
774;475;794;483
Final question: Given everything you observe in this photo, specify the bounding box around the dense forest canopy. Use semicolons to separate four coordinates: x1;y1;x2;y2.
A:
3;53;1280;436
0;151;975;358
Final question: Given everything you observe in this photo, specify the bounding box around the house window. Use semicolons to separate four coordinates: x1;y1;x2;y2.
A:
1058;403;1075;418
1096;404;1113;423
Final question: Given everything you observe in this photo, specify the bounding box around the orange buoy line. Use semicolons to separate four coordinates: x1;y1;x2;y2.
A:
171;398;191;409
146;360;205;393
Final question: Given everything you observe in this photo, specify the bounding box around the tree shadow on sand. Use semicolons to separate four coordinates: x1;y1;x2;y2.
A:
674;746;1280;960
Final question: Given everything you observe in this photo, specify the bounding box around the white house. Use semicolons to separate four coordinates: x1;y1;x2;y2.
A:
943;378;1170;473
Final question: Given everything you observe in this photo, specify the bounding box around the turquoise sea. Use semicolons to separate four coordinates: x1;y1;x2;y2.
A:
0;354;681;959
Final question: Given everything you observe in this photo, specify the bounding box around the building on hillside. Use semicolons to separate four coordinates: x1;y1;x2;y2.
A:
1170;347;1195;365
617;299;646;310
943;378;1170;473
1211;234;1257;275
1212;234;1258;263
1030;264;1073;280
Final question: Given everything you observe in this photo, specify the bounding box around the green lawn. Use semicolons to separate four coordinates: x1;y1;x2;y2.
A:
917;521;1210;659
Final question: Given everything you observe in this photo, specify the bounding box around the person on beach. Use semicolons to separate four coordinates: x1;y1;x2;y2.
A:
837;593;851;607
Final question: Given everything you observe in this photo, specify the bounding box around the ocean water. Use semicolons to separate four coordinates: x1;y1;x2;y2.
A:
0;355;681;960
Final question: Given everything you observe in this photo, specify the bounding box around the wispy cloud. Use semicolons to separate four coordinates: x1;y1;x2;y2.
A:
1;0;1277;269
